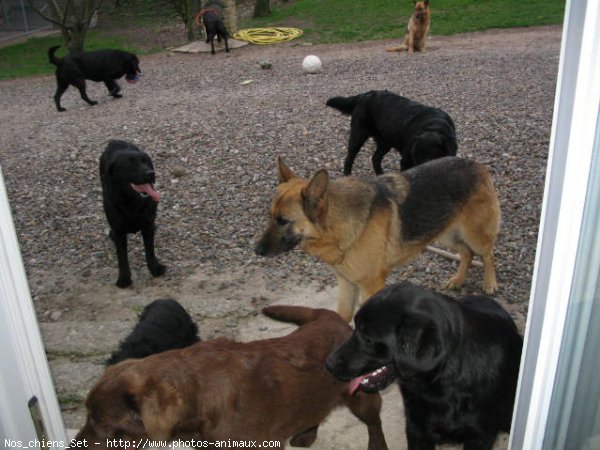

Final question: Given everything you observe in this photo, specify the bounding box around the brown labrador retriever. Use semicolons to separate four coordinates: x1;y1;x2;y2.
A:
74;305;388;450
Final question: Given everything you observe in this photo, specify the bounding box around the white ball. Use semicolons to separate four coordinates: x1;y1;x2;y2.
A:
302;55;322;74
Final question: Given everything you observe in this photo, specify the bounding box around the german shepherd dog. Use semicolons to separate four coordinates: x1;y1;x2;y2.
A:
387;0;431;53
255;156;500;322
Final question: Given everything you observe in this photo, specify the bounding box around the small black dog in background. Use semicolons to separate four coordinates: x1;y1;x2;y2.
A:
198;1;230;55
327;90;457;175
107;299;200;365
48;46;140;112
100;140;166;288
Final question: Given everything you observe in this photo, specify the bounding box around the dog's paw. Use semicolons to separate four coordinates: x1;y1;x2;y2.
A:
150;263;167;277
444;276;464;291
57;107;66;112
116;277;132;288
483;280;498;295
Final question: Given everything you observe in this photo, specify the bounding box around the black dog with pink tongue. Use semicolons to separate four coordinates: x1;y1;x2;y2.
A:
326;282;522;450
100;140;166;288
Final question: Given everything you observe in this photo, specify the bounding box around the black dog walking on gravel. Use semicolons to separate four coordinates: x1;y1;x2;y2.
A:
48;46;141;112
100;140;166;288
327;90;457;175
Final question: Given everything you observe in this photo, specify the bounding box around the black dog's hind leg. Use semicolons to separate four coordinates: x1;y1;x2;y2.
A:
343;127;370;175
54;78;69;112
223;33;230;53
208;32;216;54
372;141;393;174
73;79;98;106
104;79;122;98
141;226;166;278
111;231;132;288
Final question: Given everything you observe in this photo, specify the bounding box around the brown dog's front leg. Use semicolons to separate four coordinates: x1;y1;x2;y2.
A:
344;392;388;450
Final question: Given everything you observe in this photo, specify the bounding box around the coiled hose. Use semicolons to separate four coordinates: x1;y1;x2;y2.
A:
233;27;303;44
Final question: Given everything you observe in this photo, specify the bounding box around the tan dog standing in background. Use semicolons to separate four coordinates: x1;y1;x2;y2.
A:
387;0;431;53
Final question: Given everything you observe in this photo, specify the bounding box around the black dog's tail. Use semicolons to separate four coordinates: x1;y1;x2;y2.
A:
48;46;62;66
326;95;359;115
263;305;335;326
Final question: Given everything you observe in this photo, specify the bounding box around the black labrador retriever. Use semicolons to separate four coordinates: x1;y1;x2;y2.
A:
107;299;200;365
99;140;166;288
326;282;522;450
326;90;457;175
199;2;230;55
48;46;141;112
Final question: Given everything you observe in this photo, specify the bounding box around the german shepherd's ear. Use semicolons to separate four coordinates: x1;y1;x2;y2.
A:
424;0;430;6
277;157;298;183
302;169;329;223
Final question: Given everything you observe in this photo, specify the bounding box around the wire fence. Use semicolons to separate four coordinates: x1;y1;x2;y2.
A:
0;0;52;41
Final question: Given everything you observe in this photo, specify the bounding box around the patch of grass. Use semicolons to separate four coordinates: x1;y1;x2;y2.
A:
0;0;565;79
46;348;107;360
243;0;565;43
0;32;134;80
57;392;84;406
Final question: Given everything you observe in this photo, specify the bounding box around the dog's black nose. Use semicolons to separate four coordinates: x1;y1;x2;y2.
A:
254;241;267;256
145;170;156;182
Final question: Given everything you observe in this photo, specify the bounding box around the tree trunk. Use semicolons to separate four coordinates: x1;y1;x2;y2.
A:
253;0;270;17
223;0;237;34
67;23;89;53
27;0;102;53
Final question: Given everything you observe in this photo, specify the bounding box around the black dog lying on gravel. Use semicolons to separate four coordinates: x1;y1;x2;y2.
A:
48;46;141;112
326;90;457;174
107;299;200;365
100;140;166;288
326;282;522;450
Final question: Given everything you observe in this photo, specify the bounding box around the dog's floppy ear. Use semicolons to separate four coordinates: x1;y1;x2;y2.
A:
138;380;184;440
277;156;298;183
393;315;447;377
302;169;329;223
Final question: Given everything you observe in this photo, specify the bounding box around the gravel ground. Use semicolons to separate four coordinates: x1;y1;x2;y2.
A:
0;25;561;442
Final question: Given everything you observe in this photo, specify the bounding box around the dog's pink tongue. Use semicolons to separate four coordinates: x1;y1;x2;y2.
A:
131;183;160;202
349;376;365;396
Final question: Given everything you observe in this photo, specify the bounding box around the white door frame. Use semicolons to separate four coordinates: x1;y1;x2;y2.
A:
0;166;67;447
509;0;600;447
